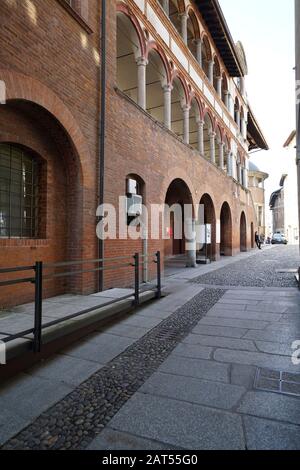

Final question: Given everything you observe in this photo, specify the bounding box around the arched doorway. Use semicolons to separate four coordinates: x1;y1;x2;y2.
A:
164;179;194;258
199;194;217;260
220;202;233;256
0;101;84;305
240;211;247;252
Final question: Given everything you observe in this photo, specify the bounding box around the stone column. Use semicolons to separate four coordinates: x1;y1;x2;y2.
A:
183;105;190;145
208;60;214;84
197;120;204;155
163;84;172;130
224;90;229;109
195;39;202;67
226;151;232;176
162;0;169;16
210;132;216;164
238;164;242;184
137;57;148;110
180;12;188;45
185;218;197;268
219;142;224;170
235;109;241;130
216;76;222;98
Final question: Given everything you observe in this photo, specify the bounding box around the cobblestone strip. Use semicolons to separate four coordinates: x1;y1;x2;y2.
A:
2;288;225;450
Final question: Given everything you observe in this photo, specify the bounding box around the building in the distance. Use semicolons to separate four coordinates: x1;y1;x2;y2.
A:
0;0;268;307
269;131;299;244
248;162;269;237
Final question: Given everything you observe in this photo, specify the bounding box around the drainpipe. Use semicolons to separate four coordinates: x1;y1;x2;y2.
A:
98;0;106;292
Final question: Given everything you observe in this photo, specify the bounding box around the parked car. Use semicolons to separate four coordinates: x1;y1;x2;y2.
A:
271;233;288;245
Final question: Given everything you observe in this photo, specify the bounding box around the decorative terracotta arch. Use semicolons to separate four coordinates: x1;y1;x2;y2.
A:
146;41;172;84
170;69;190;104
201;34;212;61
202;107;215;129
0;68;92;185
213;55;221;77
116;2;146;58
190;94;203;117
186;6;201;40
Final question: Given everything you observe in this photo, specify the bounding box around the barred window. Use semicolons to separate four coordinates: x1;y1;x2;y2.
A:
0;144;39;238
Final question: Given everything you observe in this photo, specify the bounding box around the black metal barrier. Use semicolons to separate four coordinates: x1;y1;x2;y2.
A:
0;252;162;354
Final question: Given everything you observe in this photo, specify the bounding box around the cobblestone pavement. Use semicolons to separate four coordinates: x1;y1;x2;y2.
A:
1;247;300;450
192;246;300;288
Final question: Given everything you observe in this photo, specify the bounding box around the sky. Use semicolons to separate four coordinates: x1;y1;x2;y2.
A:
219;0;296;228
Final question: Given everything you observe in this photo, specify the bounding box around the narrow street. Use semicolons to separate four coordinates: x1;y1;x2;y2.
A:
1;246;300;450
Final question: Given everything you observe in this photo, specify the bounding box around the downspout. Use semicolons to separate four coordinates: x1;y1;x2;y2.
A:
98;0;106;291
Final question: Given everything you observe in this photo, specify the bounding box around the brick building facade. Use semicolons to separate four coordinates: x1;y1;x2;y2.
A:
0;0;268;307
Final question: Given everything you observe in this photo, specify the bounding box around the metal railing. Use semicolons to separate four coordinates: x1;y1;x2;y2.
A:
0;251;162;354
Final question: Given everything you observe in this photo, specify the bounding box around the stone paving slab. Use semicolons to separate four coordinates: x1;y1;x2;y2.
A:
237;391;300;426
207;308;283;322
218;299;259;306
92;289;134;299
158;356;230;383
183;333;257;352
0;409;29;446
198;316;269;330
171;343;213;360
139;372;246;410
214;349;300;373
27;353;102;387
255;341;294;357
88;428;178;451
244;329;299;344
192;324;248;339
243;416;300;450
245;303;292;314
60;333;134;364
0;373;72;423
99;323;150;340
108;392;245;450
230;364;258;389
119;315;162;329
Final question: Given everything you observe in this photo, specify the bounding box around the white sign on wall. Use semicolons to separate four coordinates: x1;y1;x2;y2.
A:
206;224;212;244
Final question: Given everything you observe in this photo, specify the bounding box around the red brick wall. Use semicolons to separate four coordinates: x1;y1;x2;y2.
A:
0;0;257;307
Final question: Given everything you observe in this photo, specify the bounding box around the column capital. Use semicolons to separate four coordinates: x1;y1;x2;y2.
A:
136;57;148;67
163;83;173;93
182;104;191;111
179;11;189;19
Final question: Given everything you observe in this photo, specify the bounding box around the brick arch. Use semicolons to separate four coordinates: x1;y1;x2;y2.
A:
0;68;92;186
190;94;203;118
170;70;190;104
201;34;212;61
220;201;233;256
202;107;215;127
146;41;172;84
161;167;197;212
116;2;146;58
187;6;201;40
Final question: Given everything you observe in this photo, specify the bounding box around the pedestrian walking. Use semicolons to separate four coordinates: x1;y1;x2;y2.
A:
255;231;262;250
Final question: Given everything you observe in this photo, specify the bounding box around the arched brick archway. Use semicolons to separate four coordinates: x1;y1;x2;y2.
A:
0;69;92;186
164;178;194;257
0;69;96;305
220;202;233;256
199;193;217;261
240;211;247;252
